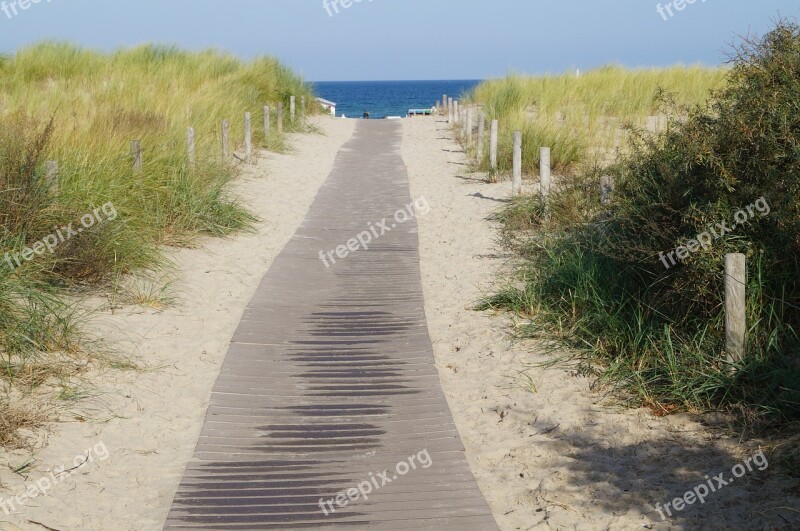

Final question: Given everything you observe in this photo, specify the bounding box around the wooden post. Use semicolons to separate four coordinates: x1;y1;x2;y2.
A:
221;120;229;160
447;97;454;124
490;119;499;170
646;115;658;133
187;127;195;165
290;96;296;123
263;105;270;137
466;108;474;146
512;131;522;196
245;112;252;163
45;160;58;191
477;113;486;161
277;102;284;134
725;253;747;366
454;100;460;125
131;140;142;172
600;175;614;206
442;94;447;115
540;147;551;206
300;96;306;120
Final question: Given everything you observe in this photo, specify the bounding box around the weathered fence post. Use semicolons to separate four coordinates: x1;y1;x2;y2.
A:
45;160;58;191
263;105;270;137
131;140;142;172
540;147;551;207
490;119;499;171
454;100;460;125
290;96;296;123
442;94;448;115
466;108;473;144
646;115;658;133
221;120;230;160
725;253;747;366
600;175;614;206
300;96;306;121
277;102;284;134
187;127;195;165
512;131;522;196
447;97;453;124
477;113;486;161
245;112;252;163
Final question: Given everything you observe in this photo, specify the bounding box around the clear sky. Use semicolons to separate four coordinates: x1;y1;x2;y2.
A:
0;0;797;81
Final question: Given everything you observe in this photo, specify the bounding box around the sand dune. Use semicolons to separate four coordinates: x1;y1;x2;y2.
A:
402;115;799;531
0;115;796;530
0;117;355;530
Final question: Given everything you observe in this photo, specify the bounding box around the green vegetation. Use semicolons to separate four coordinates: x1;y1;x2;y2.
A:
0;42;314;445
476;21;800;471
465;65;726;176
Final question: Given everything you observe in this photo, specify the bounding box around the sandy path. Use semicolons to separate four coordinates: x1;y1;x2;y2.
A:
401;116;800;531
0;116;355;531
1;114;796;531
164;119;495;529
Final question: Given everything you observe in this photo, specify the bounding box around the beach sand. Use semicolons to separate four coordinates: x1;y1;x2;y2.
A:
0;116;356;530
401;115;799;530
0;114;797;530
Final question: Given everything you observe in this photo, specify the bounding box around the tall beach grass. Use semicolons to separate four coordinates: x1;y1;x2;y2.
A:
0;42;315;445
478;22;800;477
463;65;727;175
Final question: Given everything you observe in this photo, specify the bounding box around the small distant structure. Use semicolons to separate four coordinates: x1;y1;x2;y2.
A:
316;97;337;116
408;108;434;117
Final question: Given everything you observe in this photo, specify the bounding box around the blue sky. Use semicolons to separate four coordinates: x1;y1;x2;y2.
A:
0;0;796;81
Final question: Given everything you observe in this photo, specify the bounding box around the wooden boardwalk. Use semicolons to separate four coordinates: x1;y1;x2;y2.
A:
165;120;497;530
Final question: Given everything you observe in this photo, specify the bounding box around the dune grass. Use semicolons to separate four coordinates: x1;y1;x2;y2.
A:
478;22;800;474
462;65;727;176
0;42;315;446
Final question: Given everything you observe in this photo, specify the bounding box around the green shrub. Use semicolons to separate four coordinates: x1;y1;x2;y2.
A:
484;21;800;428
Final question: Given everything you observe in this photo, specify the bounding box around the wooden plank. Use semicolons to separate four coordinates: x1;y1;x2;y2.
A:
222;120;230;160
512;130;522;196
725;253;746;365
131;140;142;172
165;121;496;529
490;119;498;171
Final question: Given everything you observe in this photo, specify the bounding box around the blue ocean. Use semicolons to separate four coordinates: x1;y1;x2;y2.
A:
311;80;482;119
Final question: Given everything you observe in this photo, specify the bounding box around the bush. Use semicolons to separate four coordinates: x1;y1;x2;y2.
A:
484;21;800;429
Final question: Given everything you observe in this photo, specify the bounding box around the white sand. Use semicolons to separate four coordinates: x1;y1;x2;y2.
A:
1;114;796;531
0;116;355;531
401;116;799;530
